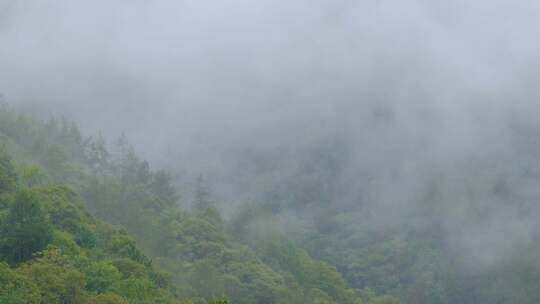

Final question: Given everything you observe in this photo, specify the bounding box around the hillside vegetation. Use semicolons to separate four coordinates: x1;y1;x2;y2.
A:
0;103;395;304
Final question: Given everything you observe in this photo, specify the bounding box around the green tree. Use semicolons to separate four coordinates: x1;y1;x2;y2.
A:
0;262;41;304
84;133;109;174
0;189;53;265
149;170;179;209
0;148;17;194
17;247;86;304
208;298;229;304
20;165;48;188
86;293;128;304
81;260;122;293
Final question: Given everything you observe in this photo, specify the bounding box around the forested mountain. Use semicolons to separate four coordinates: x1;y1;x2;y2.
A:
3;1;540;303
216;113;540;304
0;103;396;303
3;93;540;304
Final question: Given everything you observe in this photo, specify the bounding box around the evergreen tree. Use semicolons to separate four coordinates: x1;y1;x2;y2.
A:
0;148;17;194
0;190;53;265
150;170;179;209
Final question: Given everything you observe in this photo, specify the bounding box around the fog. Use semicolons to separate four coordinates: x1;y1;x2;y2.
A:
2;0;540;275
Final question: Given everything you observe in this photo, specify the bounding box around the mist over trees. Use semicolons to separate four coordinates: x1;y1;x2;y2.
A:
2;0;540;303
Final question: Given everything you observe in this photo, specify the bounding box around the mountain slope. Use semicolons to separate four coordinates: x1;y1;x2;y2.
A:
0;103;396;304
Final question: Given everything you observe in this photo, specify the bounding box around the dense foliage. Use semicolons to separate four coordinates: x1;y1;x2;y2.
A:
3;100;540;303
0;103;395;303
228;138;540;304
0;160;182;303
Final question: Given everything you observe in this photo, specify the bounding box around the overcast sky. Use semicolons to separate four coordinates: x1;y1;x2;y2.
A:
2;1;540;160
